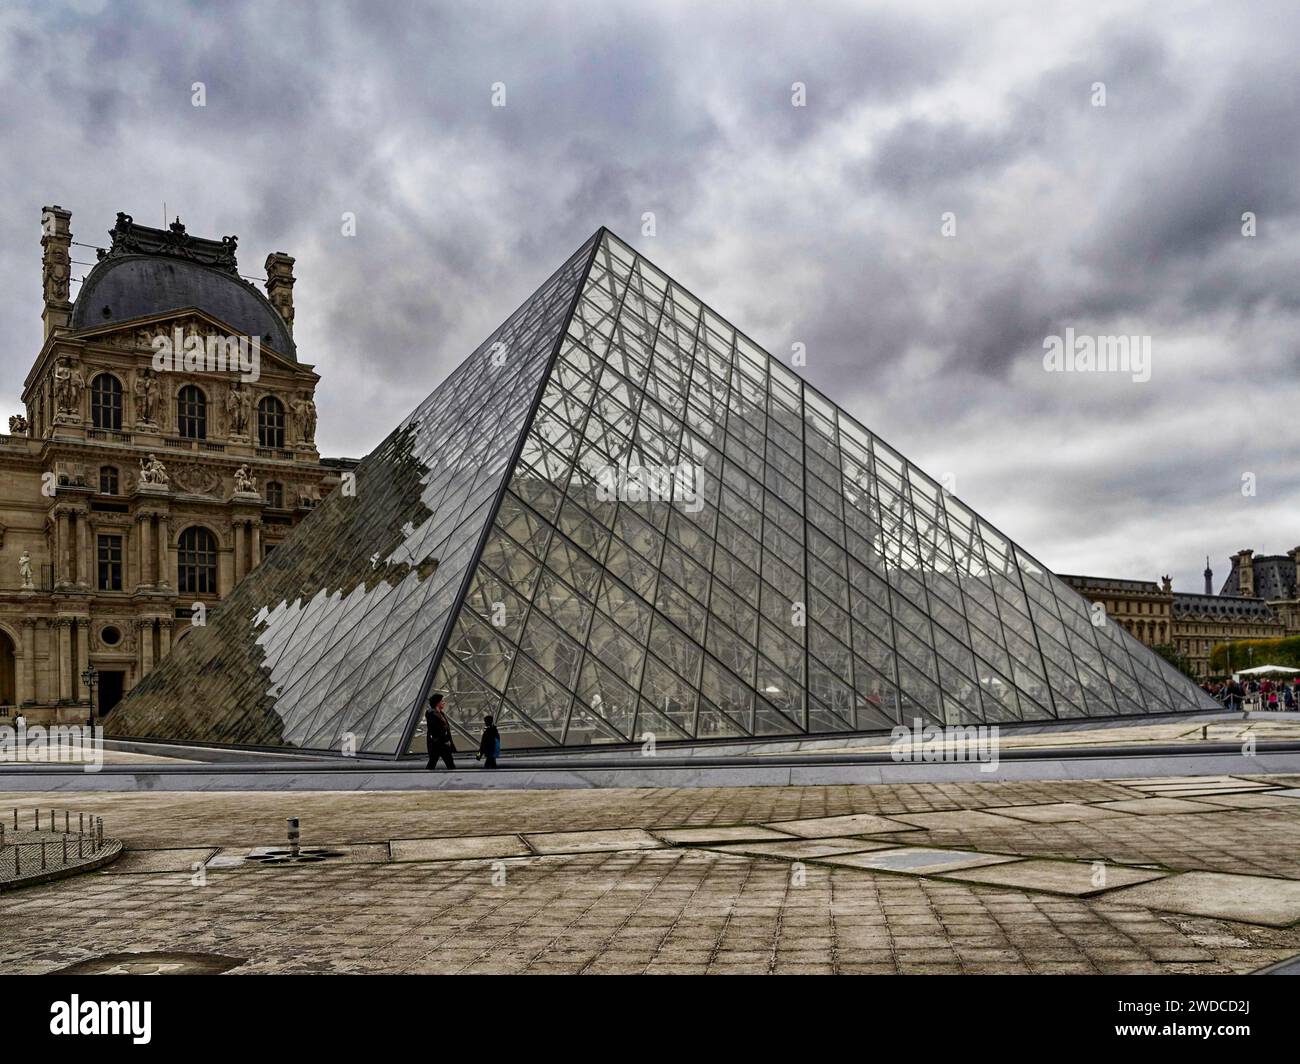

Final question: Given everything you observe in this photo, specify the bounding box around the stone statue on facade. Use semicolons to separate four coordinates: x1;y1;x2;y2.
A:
19;549;34;590
234;463;257;494
226;382;251;437
133;368;159;424
8;414;27;436
53;358;84;416
139;453;169;487
291;392;317;444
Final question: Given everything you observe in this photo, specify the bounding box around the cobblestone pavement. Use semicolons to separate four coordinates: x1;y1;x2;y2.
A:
2;775;1299;975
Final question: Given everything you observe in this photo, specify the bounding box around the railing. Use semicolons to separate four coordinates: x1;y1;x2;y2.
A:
87;429;133;444
0;806;109;883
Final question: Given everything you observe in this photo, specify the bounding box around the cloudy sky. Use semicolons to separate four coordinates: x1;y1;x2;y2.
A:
1;0;1296;593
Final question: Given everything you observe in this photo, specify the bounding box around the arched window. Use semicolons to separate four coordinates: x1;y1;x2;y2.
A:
178;526;218;594
99;466;119;495
177;385;207;439
265;480;284;509
258;396;285;448
91;373;123;430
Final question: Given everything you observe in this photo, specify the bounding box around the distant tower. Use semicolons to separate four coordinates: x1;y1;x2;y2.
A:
1204;556;1213;596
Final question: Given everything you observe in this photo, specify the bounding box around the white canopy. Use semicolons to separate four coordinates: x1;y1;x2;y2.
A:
1235;664;1300;675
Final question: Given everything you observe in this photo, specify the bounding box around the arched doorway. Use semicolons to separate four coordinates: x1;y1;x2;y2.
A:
0;629;16;709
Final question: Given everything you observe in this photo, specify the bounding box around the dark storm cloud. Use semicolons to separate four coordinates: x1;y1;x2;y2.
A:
1;0;1297;593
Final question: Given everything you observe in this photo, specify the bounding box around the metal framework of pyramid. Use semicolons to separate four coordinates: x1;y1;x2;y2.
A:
109;228;1216;756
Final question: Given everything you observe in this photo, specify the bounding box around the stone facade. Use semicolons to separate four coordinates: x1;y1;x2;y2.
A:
0;205;355;723
1061;568;1290;680
1057;574;1174;647
1170;592;1286;678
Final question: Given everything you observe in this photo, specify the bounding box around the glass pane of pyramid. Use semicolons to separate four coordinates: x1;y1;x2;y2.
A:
109;228;1216;757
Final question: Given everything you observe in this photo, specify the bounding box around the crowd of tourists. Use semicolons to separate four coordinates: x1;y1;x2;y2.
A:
1202;676;1300;711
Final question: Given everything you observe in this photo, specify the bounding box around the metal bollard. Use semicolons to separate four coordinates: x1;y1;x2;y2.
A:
11;807;16;830
49;809;54;832
40;841;46;870
33;807;38;829
79;813;84;834
64;810;69;833
62;836;67;864
14;842;19;874
287;817;300;858
96;818;104;849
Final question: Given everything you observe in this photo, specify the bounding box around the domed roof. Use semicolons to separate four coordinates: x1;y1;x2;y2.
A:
70;213;296;360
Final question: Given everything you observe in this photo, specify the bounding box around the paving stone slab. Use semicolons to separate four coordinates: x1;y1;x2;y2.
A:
986;803;1133;824
523;828;664;854
818;847;1022;876
654;825;794;844
1133;775;1274;790
891;810;1028;831
1092;797;1225;815
1187;793;1300;810
390;834;531;862
1119;776;1244;786
764;813;917;838
100;848;218;874
940;859;1167;896
1105;872;1300;928
707;838;898;860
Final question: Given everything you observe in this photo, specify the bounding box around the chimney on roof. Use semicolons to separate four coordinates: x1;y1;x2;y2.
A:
264;251;296;335
1204;556;1213;596
40;204;73;341
1234;549;1255;598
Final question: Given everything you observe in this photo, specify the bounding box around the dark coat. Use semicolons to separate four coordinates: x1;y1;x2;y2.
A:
425;707;451;747
478;724;501;759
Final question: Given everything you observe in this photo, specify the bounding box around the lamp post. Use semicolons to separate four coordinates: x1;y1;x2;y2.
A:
81;664;97;731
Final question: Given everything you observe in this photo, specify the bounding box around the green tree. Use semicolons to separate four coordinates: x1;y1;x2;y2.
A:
1152;643;1197;680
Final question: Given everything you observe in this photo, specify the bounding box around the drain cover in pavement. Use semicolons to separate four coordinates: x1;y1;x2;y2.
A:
244;847;345;865
51;951;244;975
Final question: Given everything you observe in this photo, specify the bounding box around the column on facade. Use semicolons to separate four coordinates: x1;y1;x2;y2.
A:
75;618;90;702
19;619;36;705
234;520;247;582
77;509;92;586
137;513;152;588
83;507;96;585
137;618;154;676
156;515;171;589
250;521;261;569
57;619;72;702
159;619;173;659
55;509;69;586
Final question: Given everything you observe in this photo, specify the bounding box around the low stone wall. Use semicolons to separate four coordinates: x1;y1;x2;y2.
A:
0;809;122;891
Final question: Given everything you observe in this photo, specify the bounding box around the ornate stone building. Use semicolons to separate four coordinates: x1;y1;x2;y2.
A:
1062;560;1291;679
0;206;355;722
1170;592;1285;678
1219;548;1300;636
1057;574;1174;647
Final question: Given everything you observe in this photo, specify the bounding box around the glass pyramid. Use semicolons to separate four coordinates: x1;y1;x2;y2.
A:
108;228;1216;756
